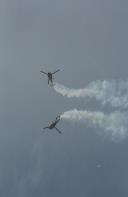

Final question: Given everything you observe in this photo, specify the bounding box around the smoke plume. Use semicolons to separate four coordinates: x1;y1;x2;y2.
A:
54;80;128;108
61;109;128;140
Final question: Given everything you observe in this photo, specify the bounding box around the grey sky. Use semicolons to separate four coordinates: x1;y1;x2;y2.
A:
1;0;128;196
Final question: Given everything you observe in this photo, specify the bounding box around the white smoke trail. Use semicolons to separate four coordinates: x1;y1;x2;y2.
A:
54;80;128;108
61;109;128;140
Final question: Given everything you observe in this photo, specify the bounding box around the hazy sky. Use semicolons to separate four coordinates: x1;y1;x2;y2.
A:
1;0;128;196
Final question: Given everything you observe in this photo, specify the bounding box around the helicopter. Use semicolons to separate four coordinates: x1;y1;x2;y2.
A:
40;69;60;86
43;115;62;134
